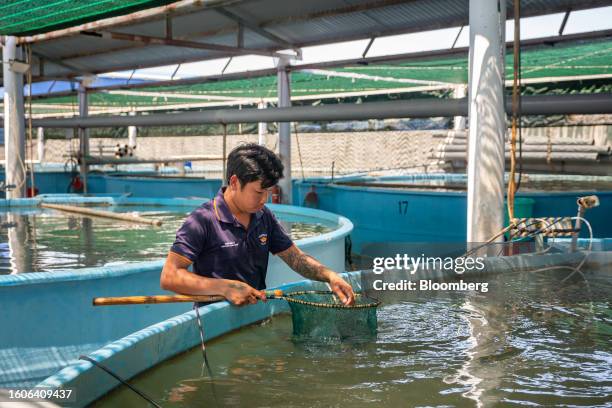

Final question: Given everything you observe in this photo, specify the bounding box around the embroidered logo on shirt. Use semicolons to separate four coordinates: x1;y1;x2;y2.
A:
258;233;268;245
221;241;239;248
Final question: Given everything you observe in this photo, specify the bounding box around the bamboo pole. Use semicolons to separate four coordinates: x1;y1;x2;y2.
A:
93;290;285;306
40;203;163;226
93;294;225;306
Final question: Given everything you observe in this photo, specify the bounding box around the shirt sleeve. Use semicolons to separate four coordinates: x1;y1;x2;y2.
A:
170;211;208;262
268;210;294;255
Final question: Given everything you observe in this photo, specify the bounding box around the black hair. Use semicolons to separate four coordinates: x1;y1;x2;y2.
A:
226;143;284;189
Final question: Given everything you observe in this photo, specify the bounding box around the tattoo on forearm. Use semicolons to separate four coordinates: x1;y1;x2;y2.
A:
228;282;245;292
281;248;328;281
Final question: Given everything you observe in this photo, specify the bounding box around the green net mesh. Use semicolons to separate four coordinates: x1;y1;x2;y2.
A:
0;1;178;36
284;291;380;342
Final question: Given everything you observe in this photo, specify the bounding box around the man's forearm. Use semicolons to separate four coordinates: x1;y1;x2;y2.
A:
278;245;334;282
161;265;233;296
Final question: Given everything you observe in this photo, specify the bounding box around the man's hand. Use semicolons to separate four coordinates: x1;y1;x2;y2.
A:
223;280;266;307
329;273;355;306
277;245;356;306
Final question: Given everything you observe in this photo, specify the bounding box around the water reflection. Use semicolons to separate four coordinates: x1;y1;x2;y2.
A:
5;213;31;274
448;268;611;406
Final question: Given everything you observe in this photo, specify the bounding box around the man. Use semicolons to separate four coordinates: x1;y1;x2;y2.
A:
161;143;355;306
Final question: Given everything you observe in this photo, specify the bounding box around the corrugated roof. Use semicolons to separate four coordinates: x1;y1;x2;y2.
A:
1;0;610;84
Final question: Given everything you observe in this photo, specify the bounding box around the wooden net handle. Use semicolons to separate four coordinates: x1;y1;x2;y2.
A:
93;294;225;306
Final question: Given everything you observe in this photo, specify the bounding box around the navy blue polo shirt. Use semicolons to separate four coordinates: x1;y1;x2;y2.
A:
170;187;293;290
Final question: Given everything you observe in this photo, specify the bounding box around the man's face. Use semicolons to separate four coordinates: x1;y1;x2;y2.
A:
230;176;271;213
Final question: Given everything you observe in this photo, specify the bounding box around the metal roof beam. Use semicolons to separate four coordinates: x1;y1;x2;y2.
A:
165;14;173;39
92;31;287;58
362;37;376;58
558;9;572;36
237;23;244;48
30;50;93;77
215;8;300;53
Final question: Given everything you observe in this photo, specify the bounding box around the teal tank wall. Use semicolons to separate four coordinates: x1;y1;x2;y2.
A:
293;176;612;252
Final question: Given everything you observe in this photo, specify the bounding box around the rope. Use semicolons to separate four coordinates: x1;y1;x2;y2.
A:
79;355;163;408
462;223;515;258
467;212;590;260
193;304;220;405
516;34;524;192
193;305;214;378
529;217;594;292
507;217;570;241
506;0;521;221
293;122;306;181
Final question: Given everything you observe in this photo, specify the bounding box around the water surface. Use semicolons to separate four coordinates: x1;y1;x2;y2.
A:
94;266;611;407
0;206;334;274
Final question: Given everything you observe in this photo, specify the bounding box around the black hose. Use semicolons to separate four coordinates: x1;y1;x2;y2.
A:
79;355;163;408
193;305;220;407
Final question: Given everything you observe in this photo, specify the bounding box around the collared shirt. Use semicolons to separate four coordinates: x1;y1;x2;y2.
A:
170;187;293;290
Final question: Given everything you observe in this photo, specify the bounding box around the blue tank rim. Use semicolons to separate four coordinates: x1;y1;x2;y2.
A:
99;174;213;183
0;195;353;287
294;173;612;198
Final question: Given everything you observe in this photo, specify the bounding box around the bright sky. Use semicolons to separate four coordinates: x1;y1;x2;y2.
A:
104;6;612;81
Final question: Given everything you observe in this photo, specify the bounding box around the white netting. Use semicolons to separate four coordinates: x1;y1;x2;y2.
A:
30;129;448;178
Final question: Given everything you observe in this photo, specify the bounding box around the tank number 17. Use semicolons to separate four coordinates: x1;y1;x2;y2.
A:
398;200;409;215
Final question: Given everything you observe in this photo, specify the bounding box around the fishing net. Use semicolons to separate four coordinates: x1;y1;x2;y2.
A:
282;291;381;341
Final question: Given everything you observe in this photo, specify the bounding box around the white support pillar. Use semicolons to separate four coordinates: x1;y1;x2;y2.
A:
37;127;45;162
2;36;26;199
453;85;467;131
78;85;89;193
128;111;137;148
467;0;506;244
277;57;292;204
257;101;267;145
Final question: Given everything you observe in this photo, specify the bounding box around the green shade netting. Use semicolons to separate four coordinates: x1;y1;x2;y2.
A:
0;0;177;36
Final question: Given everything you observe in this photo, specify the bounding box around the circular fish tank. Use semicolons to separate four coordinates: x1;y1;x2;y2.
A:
37;251;612;407
0;195;352;390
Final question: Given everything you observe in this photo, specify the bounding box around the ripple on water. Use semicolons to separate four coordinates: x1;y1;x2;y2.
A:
93;267;611;407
